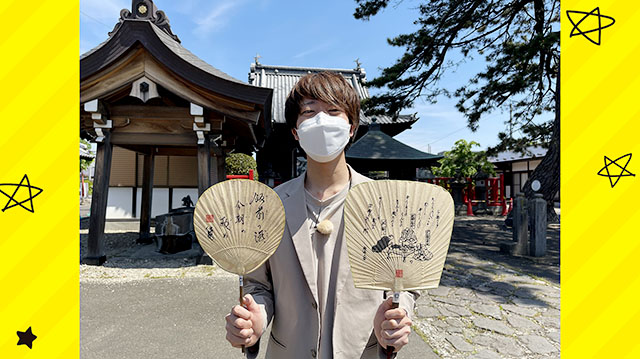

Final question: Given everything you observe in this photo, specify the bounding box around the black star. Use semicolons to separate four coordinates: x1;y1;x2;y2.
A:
597;153;635;188
0;174;43;213
17;326;37;349
566;7;616;45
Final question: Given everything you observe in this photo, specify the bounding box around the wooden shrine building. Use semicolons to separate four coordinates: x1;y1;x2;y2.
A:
80;0;273;265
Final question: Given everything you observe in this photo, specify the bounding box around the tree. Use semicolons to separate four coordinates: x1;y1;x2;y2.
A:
354;0;560;221
432;139;496;178
225;153;259;180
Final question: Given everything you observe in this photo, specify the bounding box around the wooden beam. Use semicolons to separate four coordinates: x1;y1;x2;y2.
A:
197;133;211;196
83;131;113;265
111;132;196;146
138;152;155;244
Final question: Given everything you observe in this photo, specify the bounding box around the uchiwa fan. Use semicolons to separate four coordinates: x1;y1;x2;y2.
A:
193;179;285;352
344;180;454;357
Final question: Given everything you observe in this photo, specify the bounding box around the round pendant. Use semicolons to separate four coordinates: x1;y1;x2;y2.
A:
316;219;333;235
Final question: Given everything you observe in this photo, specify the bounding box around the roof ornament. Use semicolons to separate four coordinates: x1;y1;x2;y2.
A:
109;0;181;43
254;53;262;65
354;58;362;69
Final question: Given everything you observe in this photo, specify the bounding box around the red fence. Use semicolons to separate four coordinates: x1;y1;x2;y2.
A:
226;169;255;180
426;173;510;216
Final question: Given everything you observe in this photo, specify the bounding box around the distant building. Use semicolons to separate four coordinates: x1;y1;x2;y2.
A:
488;146;557;199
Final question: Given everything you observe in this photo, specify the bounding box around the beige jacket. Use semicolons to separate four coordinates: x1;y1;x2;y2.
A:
244;168;416;359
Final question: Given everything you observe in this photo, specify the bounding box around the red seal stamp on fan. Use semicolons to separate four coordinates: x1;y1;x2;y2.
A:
395;269;403;278
205;214;215;223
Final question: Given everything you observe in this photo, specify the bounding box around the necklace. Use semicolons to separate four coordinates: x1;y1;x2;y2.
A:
311;171;352;235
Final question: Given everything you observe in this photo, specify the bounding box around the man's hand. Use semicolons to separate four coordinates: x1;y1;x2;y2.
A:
225;294;265;348
373;297;412;352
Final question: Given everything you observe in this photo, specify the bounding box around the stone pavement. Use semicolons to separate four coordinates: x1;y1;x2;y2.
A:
411;217;560;359
80;215;560;358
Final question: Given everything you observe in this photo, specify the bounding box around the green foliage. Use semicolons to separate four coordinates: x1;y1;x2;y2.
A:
225;153;259;180
80;139;93;172
431;139;496;177
353;0;560;155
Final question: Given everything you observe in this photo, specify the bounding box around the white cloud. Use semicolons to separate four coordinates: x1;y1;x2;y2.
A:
293;42;332;59
193;2;242;36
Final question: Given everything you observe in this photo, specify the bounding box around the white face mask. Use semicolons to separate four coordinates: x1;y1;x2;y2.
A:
296;112;352;163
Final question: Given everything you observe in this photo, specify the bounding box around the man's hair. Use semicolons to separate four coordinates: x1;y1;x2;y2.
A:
284;72;361;130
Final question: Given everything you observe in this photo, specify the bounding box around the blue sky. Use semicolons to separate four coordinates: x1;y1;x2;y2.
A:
80;0;518;154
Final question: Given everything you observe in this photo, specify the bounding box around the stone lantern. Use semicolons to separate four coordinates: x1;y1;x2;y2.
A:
472;167;489;214
448;169;467;215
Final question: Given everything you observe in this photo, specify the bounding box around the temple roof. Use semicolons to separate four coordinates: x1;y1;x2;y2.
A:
248;62;417;129
80;1;272;109
346;123;441;162
487;146;547;163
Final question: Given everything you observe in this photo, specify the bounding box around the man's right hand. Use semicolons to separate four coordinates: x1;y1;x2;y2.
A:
225;294;265;348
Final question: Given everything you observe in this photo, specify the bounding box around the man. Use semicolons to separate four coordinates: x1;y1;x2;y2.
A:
225;72;416;358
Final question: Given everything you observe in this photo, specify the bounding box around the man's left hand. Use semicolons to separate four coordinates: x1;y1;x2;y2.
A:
373;297;412;352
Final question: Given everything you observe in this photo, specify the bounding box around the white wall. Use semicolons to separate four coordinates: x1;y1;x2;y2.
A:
106;187;199;219
106;187;133;218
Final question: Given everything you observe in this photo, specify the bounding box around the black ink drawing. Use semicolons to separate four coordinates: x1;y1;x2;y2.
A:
206;226;214;240
254;225;266;243
236;200;245;210
219;216;230;231
235;214;245;225
255;205;265;220
362;245;368;260
249;192;265;205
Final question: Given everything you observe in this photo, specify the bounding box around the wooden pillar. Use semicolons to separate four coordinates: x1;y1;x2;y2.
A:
196;134;213;265
138;151;155;244
83;131;113;265
197;133;211;196
215;152;226;183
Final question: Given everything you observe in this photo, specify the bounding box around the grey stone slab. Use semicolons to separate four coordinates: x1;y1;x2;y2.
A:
506;313;542;331
447;326;463;334
513;287;538;299
520;335;557;354
476;292;509;304
547;330;561;343
432;296;465;306
438;305;460;317
473;317;514;336
445;334;474;352
545;308;561;317
455;287;475;297
510;296;548;308
415;293;434;306
471;349;502;359
416;305;441;318
442;304;473;317
427;286;452;297
487;281;516;292
535;314;561;329
446;317;465;328
471;334;494;346
471;304;503;319
491;336;525;356
500;303;539;317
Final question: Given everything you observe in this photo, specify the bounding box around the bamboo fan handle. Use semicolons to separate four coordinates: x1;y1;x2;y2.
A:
386;293;400;359
239;275;245;355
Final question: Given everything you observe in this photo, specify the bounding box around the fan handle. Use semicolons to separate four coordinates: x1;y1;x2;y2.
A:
386;292;400;359
239;275;245;354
